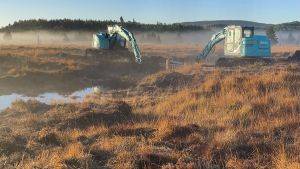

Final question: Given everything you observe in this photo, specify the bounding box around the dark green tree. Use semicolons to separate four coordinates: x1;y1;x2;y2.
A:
0;19;205;32
266;26;278;45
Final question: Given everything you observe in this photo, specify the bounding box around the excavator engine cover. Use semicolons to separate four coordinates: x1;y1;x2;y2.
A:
241;35;271;57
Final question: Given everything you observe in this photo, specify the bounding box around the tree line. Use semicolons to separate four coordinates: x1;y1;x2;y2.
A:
0;19;205;32
274;21;300;31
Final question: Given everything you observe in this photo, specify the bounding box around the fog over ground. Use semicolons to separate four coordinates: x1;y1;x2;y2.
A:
0;29;299;46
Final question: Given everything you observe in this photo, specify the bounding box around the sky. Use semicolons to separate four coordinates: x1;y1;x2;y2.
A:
0;0;299;27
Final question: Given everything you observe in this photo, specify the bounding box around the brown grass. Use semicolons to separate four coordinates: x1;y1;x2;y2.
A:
0;45;299;168
272;45;300;54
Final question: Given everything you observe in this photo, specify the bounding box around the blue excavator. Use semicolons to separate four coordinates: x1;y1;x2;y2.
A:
197;25;272;65
91;25;142;64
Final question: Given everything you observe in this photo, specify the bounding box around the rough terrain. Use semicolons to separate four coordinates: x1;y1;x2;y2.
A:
0;45;299;169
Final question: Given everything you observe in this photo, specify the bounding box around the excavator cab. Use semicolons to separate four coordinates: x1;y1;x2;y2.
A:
224;25;270;58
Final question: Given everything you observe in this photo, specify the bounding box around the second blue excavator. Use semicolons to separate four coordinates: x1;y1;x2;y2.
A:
197;25;272;65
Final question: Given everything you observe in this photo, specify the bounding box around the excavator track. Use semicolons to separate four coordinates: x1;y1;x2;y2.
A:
216;57;274;67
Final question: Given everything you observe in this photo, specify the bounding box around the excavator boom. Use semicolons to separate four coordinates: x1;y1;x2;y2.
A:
108;25;142;64
197;28;227;60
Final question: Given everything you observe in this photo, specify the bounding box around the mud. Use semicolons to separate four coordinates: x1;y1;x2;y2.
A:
0;46;165;96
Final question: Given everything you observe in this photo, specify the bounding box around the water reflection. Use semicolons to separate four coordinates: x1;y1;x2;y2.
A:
0;87;96;110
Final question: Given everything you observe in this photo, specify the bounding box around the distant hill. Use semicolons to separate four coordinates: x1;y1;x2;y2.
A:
274;21;300;30
0;19;205;32
182;20;272;29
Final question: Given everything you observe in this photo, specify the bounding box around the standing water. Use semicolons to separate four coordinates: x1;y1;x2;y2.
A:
0;87;99;111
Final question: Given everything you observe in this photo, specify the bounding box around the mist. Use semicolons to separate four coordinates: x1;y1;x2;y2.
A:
0;29;299;47
0;30;214;46
0;31;94;47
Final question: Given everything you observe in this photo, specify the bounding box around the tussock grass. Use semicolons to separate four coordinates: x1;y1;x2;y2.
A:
0;59;299;168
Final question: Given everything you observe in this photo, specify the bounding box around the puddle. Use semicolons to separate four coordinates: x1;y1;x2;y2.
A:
0;87;98;111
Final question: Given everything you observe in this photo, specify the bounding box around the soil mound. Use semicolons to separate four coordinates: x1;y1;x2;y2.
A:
155;72;193;88
139;72;193;90
61;101;133;129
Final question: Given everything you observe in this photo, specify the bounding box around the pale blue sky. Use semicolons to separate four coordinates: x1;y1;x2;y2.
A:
0;0;299;27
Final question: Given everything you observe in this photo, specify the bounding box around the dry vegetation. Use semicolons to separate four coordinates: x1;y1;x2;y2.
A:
0;44;299;168
0;60;299;168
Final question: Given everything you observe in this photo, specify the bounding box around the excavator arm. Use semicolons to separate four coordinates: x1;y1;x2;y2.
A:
108;25;142;64
197;28;228;60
